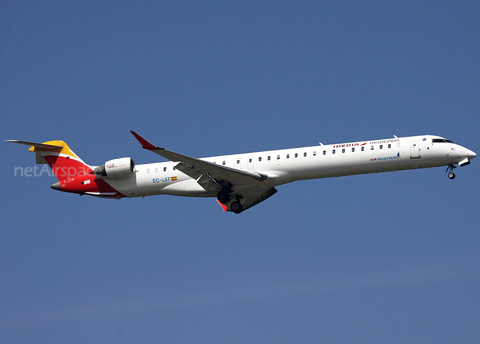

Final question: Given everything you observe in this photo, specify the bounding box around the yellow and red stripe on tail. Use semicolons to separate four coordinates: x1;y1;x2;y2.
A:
26;140;93;181
7;139;124;198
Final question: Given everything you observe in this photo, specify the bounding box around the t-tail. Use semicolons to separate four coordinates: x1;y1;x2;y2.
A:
6;140;92;180
6;139;124;197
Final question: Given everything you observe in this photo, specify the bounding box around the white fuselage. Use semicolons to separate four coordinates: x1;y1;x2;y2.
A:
104;135;476;198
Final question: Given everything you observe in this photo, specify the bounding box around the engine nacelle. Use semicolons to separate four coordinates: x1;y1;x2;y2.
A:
93;157;135;178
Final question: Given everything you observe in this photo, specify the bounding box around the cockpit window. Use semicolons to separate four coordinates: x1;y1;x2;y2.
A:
432;138;456;144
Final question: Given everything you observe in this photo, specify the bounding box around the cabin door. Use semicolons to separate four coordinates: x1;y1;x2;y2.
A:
410;141;420;159
247;156;254;169
235;157;242;170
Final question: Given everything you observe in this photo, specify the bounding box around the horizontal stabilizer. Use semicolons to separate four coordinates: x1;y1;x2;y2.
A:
5;140;64;152
6;139;92;179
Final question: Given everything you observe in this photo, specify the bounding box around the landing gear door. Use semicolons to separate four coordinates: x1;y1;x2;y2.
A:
410;141;420;159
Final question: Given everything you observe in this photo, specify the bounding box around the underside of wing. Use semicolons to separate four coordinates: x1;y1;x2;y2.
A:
237;187;278;212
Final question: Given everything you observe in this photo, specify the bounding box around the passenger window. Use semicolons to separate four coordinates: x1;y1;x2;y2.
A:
286;154;290;159
304;152;307;157
332;149;336;154
342;149;345;153
268;156;271;161
323;150;326;155
371;145;374;150
361;147;365;151
249;158;252;163
380;145;383;149
163;167;166;172
173;167;176;170
258;157;262;162
388;144;391;149
352;148;355;152
295;153;298;158
222;161;226;165
237;160;240;164
313;151;316;156
277;155;280;160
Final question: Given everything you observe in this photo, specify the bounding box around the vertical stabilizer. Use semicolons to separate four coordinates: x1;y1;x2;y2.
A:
7;140;92;181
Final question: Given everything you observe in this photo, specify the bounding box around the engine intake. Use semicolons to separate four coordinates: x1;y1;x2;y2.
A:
93;158;135;178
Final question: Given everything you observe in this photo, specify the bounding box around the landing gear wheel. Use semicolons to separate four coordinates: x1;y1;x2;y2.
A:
446;164;457;180
217;190;230;204
230;201;244;214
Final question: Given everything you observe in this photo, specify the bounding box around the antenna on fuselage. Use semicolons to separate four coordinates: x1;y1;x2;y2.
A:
393;135;398;138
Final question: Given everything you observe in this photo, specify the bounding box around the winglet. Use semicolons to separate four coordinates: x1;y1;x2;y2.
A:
130;131;160;150
217;200;228;212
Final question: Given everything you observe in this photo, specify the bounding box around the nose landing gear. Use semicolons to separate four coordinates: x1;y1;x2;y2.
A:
446;164;456;180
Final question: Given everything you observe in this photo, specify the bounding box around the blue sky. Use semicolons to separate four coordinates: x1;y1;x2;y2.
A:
1;1;479;343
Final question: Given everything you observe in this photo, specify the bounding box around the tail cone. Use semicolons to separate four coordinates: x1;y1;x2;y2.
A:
51;181;61;191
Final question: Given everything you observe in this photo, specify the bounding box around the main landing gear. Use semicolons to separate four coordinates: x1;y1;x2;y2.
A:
217;189;244;214
216;190;231;204
230;201;244;214
446;164;456;180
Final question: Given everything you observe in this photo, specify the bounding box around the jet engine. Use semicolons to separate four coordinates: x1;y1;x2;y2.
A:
93;158;135;178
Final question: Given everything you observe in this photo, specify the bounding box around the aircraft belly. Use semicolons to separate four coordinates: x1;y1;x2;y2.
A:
160;179;212;197
102;174;158;197
288;155;439;181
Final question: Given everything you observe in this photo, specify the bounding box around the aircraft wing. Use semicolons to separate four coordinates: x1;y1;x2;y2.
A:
130;131;267;192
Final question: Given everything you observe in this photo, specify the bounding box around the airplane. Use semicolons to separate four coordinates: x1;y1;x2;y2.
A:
6;131;476;214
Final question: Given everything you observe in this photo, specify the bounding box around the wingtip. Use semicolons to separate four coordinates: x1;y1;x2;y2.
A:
130;131;158;150
217;200;228;212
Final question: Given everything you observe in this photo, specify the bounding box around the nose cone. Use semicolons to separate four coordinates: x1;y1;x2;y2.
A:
467;149;477;159
51;181;62;191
